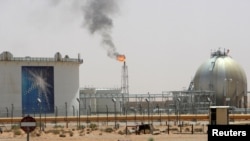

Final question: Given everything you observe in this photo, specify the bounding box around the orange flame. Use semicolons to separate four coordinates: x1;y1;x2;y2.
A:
117;54;126;62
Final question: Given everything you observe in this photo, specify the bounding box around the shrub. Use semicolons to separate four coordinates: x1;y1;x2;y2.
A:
13;129;22;136
46;129;60;135
118;130;124;135
104;127;113;133
69;131;74;136
11;125;20;130
54;125;64;128
59;134;66;137
185;128;190;132
148;137;154;141
89;123;97;130
194;128;203;132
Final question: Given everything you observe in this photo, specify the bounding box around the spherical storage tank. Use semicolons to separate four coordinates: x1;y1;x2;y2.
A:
193;49;247;108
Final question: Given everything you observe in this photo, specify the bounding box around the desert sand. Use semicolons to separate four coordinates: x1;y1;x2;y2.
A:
0;123;208;141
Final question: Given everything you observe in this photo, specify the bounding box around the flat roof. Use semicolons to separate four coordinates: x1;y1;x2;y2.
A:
0;51;83;64
209;106;230;109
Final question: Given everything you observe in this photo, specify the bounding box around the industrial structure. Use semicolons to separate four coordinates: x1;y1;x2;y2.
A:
79;88;128;115
121;61;129;94
0;48;249;118
191;49;247;108
79;55;216;115
79;48;248;116
0;51;83;117
79;60;129;115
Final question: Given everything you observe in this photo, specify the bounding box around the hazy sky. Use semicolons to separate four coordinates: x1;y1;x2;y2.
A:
1;0;250;94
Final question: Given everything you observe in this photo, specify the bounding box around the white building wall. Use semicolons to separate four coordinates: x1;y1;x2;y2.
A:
0;53;82;117
54;62;81;113
0;62;22;111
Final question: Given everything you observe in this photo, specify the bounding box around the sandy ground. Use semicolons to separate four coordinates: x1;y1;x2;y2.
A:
0;124;208;141
0;133;207;141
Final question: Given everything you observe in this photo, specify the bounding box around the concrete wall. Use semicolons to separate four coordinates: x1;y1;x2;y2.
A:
0;58;82;116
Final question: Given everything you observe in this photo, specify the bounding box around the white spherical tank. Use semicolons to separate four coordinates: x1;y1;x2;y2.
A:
193;49;247;108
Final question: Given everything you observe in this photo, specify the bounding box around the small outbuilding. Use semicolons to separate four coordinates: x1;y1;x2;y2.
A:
209;106;230;125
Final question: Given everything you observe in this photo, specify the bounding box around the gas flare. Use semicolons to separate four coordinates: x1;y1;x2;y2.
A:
117;55;126;62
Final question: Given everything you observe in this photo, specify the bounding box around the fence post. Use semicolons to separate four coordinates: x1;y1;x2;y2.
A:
191;124;193;134
167;124;170;134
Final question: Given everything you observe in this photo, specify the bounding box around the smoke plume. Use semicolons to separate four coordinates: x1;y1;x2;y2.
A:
83;0;121;59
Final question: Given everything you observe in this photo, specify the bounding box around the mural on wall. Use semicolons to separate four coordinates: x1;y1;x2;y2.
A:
22;66;54;114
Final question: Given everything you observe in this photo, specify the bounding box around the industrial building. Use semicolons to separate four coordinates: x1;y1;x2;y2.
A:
0;51;83;117
79;88;128;115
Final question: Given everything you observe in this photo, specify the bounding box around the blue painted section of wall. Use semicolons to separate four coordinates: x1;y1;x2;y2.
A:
22;66;54;114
